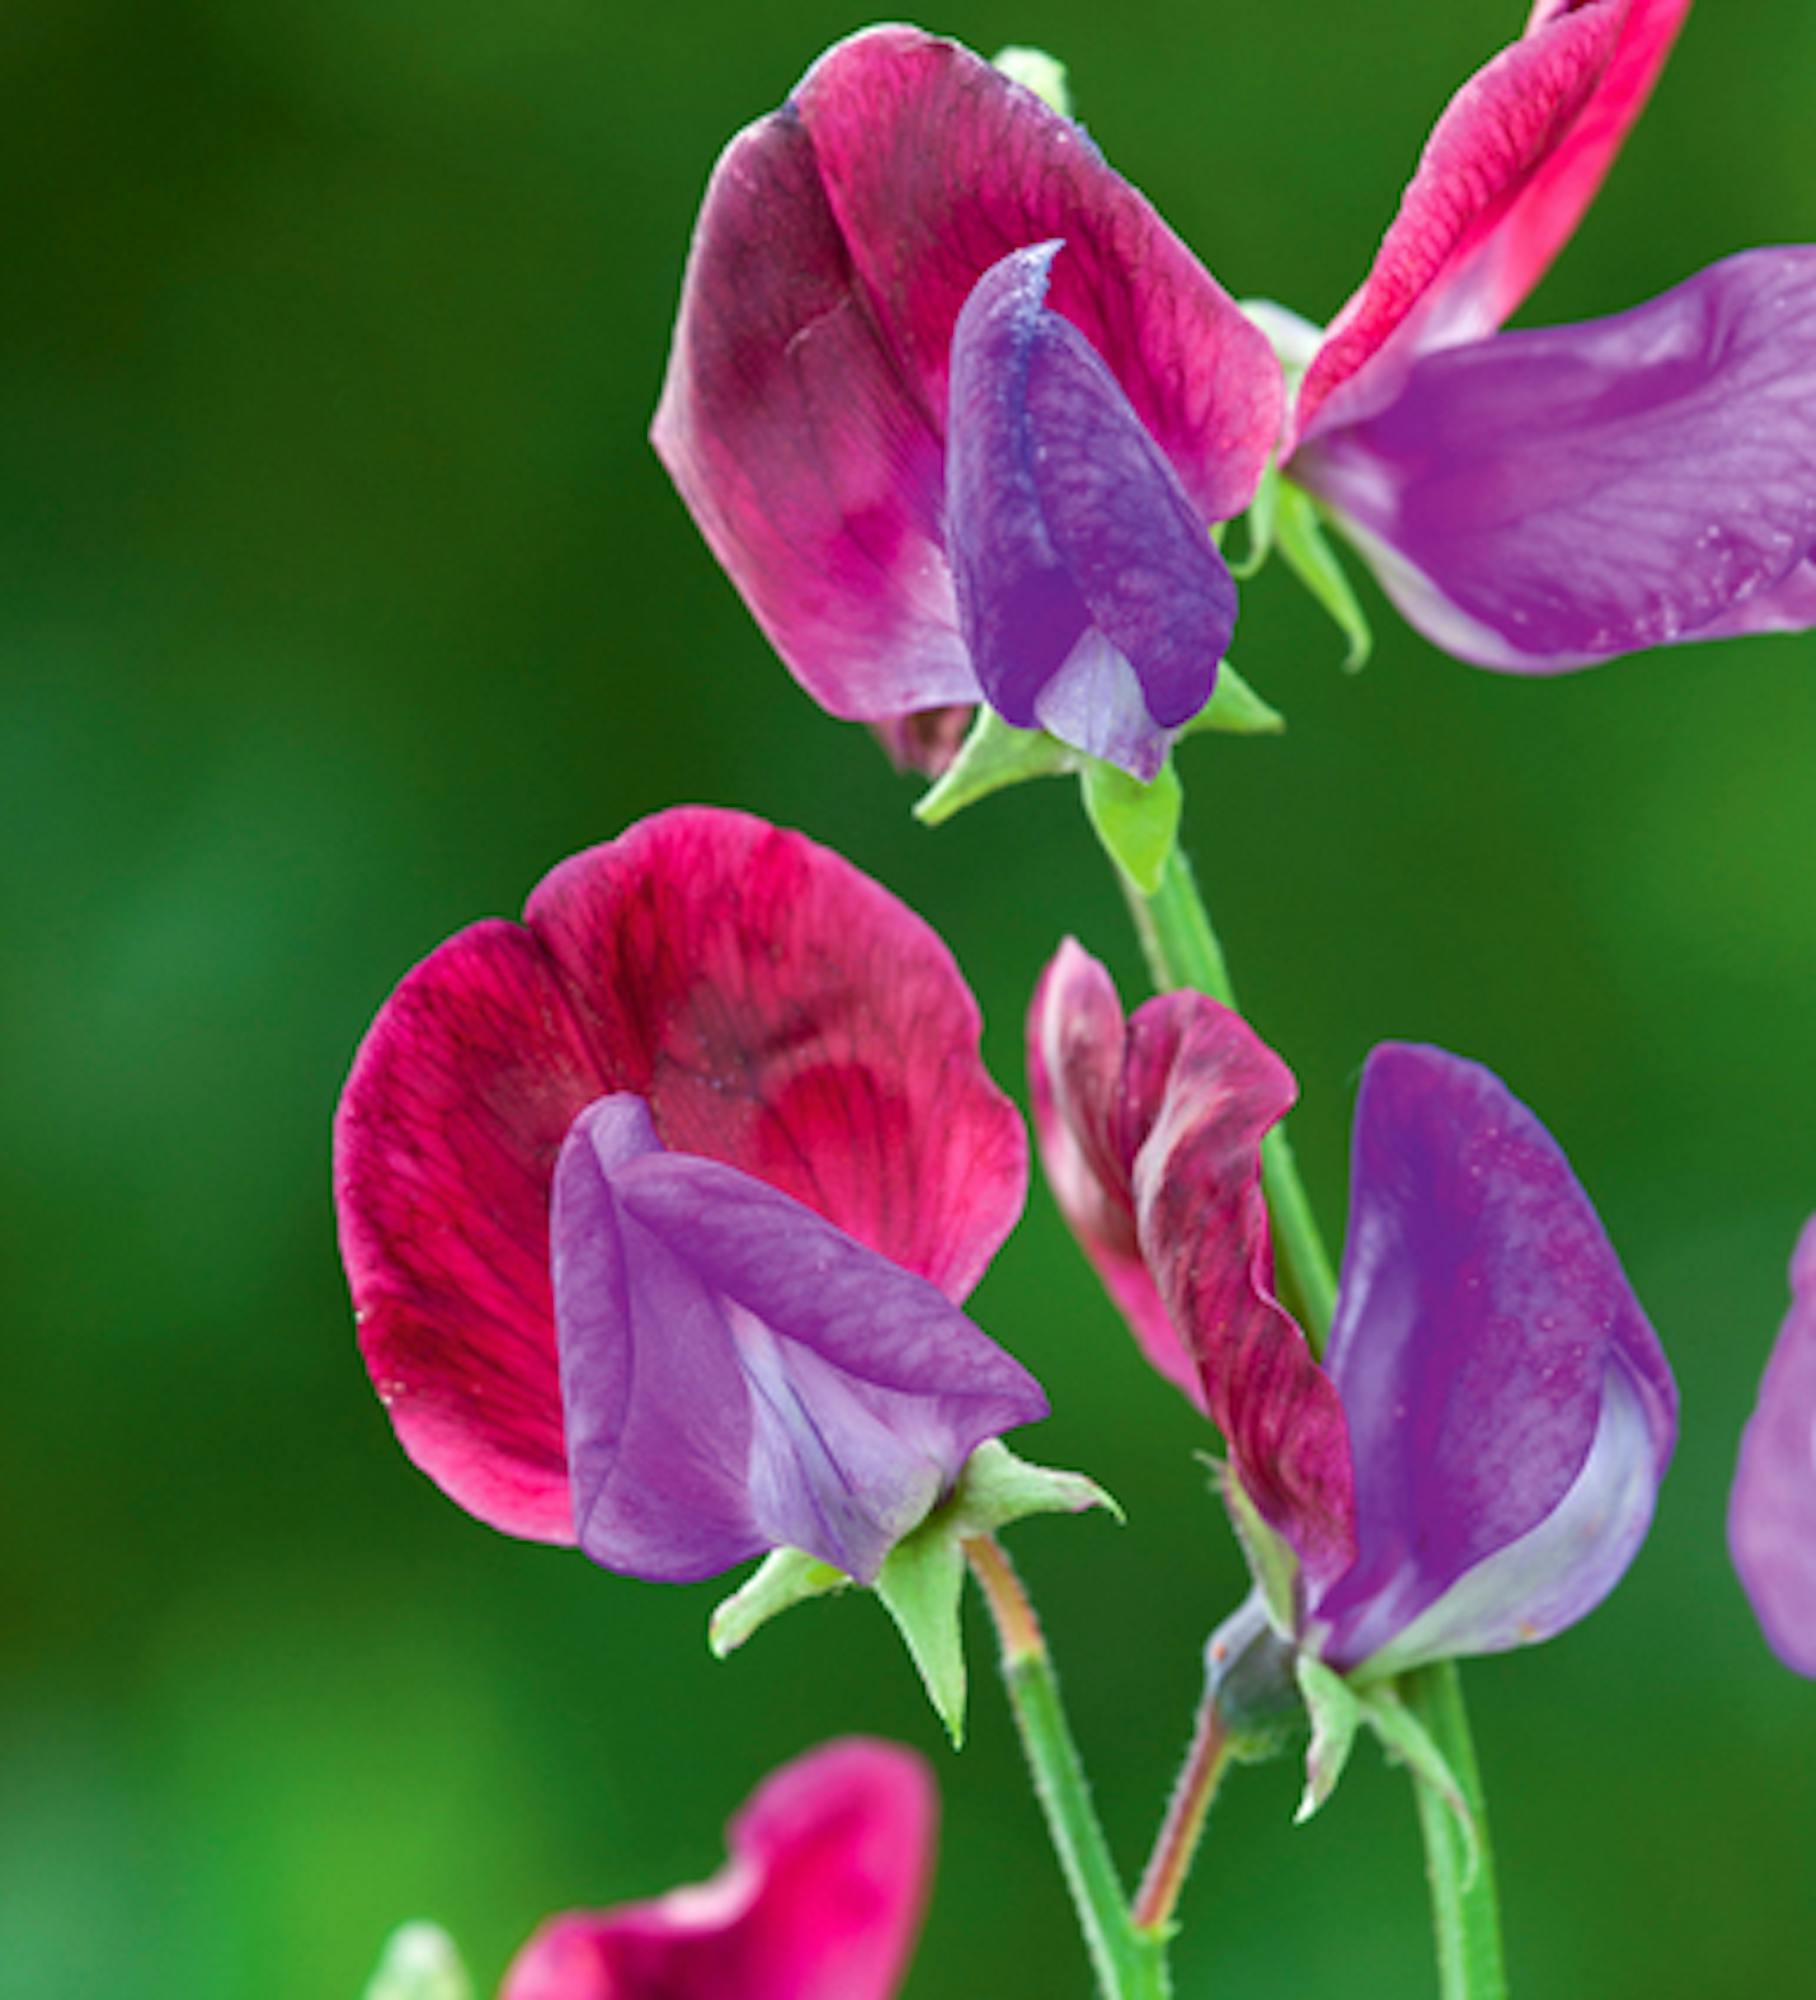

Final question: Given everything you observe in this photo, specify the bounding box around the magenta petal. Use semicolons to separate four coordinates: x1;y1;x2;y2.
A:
794;27;1281;522
1295;251;1816;671
1295;0;1689;442
1728;1219;1816;1678
568;1135;1048;1583
526;809;1027;1303
947;246;1235;777
1125;994;1356;1590
502;1738;935;2000
335;920;605;1544
1311;1046;1676;1674
1027;942;1201;1404
651;107;976;725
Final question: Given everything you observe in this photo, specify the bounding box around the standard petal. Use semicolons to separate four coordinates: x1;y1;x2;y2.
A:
1294;0;1689;443
1026;940;1204;1403
1128;996;1356;1589
335;919;608;1544
651;106;976;724
526;808;1028;1302
502;1738;936;2000
1294;251;1816;671
1728;1219;1816;1678
613;1150;1048;1583
553;1098;767;1583
946;246;1236;777
1311;1046;1676;1673
793;26;1282;521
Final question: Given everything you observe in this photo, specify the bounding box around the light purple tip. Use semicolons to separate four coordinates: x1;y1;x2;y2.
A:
552;1095;1047;1585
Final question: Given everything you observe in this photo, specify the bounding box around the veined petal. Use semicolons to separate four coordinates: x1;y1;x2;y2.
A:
1728;1219;1816;1678
1311;1046;1675;1673
501;1738;935;2000
1127;996;1356;1589
651;106;976;724
335;919;606;1544
1295;0;1689;443
526;809;1027;1302
947;246;1235;776
1027;941;1201;1403
1294;251;1816;670
793;26;1281;521
605;1145;1048;1583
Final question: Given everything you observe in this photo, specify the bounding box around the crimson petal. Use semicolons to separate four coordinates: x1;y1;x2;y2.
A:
1294;251;1816;671
1728;1219;1816;1678
1295;0;1689;444
947;245;1235;778
502;1738;935;2000
1310;1046;1676;1675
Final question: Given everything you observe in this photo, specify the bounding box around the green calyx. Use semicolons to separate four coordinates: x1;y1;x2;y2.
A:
991;45;1073;117
706;1442;1119;1747
362;1923;472;2000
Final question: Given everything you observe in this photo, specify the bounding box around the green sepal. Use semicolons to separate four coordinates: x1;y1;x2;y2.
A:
991;44;1073;116
1358;1682;1483;1888
1212;1459;1300;1639
1180;658;1285;738
362;1923;472;2000
1276;482;1373;672
708;1547;849;1658
880;1440;1121;1745
1080;756;1182;896
1293;1654;1361;1824
913;708;1074;826
1228;462;1281;579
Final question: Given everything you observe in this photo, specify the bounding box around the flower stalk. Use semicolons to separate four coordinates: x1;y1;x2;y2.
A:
1132;1686;1233;1939
964;1535;1171;2000
1401;1661;1507;2000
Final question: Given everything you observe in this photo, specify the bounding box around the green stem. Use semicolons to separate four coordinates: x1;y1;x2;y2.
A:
1114;836;1510;1995
1122;847;1338;1349
966;1536;1171;2000
1402;1662;1508;2000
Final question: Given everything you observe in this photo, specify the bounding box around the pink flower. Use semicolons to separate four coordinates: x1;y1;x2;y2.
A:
502;1739;935;2000
335;808;1040;1584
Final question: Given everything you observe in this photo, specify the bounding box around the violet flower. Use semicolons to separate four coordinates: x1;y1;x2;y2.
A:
1279;0;1816;674
1728;1217;1816;1677
335;807;1043;1587
652;26;1282;779
1029;942;1677;1676
502;1738;933;2000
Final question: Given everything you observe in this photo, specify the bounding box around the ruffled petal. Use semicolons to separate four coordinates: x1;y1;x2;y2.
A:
334;919;607;1543
1294;251;1816;671
526;809;1028;1302
502;1738;935;2000
1728;1219;1816;1678
564;1131;1048;1584
651;106;975;725
1126;995;1356;1590
1026;941;1200;1402
1311;1045;1675;1673
1295;0;1689;443
946;245;1235;777
794;26;1282;521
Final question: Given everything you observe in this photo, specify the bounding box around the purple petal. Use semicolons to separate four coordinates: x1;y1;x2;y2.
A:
946;245;1236;778
1310;1046;1675;1674
1728;1219;1816;1678
651;107;976;725
554;1099;1046;1585
1294;250;1816;671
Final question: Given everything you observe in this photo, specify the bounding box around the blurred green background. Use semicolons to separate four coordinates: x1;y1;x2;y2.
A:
3;1;1813;1994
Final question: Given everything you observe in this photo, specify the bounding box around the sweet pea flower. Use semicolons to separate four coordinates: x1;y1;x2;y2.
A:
335;807;1043;1587
1279;0;1816;673
1028;942;1677;1676
1728;1217;1816;1677
652;25;1282;779
502;1738;933;2000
